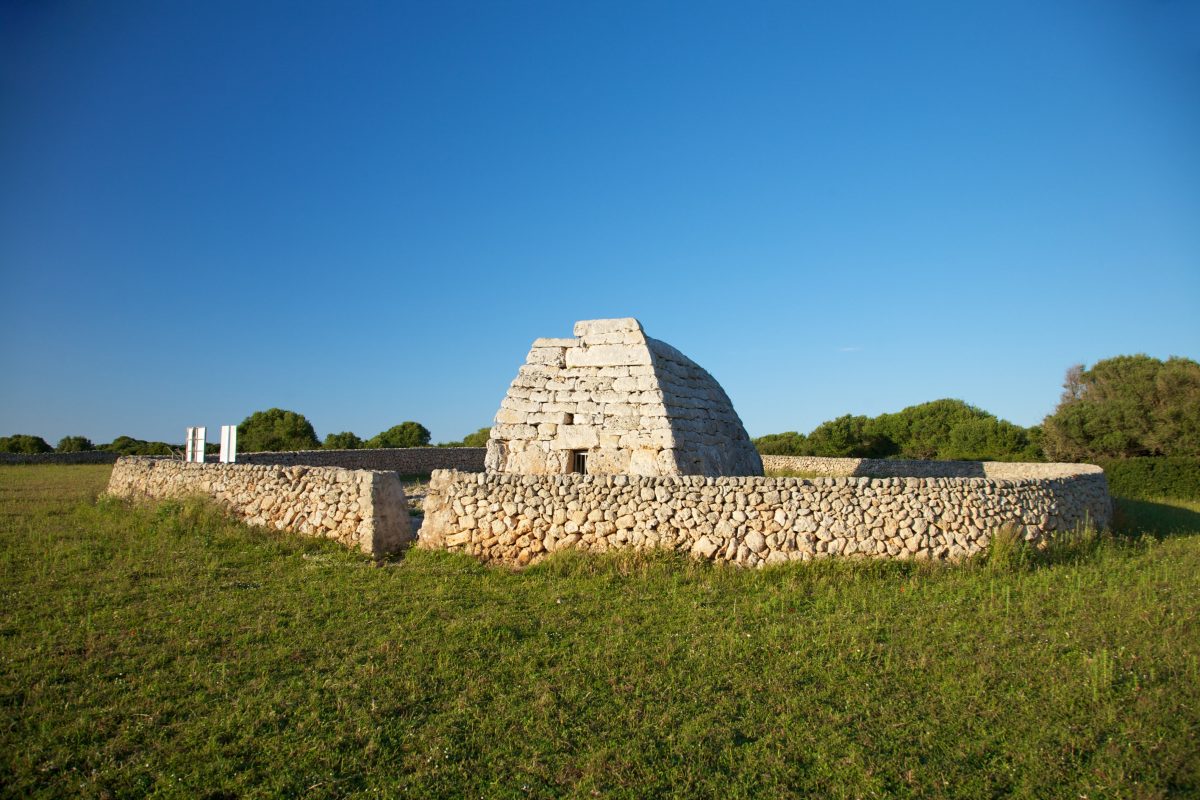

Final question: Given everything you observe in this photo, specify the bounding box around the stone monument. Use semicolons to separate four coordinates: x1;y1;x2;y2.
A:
486;318;763;476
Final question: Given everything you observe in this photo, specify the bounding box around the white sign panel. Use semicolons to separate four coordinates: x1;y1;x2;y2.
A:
186;426;206;463
219;425;237;463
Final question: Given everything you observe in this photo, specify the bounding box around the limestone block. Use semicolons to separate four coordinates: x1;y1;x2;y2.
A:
565;344;653;368
500;397;541;413
552;425;599;450
628;448;663;476
602;403;640;417
588;449;629;474
494;408;529;425
573;318;643;337
528;412;572;425
526;347;567;368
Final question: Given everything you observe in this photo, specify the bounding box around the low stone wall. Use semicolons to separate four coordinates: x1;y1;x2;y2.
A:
0;451;119;465
237;447;485;474
419;460;1112;567
106;457;412;556
761;455;1100;479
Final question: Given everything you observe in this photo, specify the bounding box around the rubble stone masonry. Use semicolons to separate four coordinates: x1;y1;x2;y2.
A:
106;457;412;556
419;458;1112;567
238;447;485;473
487;318;762;477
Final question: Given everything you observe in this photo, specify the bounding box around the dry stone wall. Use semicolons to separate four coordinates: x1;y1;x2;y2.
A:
106;457;412;556
419;460;1112;567
237;447;485;473
760;455;1102;479
488;318;762;477
0;451;119;465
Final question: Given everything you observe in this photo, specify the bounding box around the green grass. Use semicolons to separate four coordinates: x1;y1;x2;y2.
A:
2;466;1199;799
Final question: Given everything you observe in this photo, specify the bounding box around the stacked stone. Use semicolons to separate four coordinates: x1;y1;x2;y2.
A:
419;466;1113;568
761;455;1113;481
239;447;485;473
105;457;412;556
486;318;762;476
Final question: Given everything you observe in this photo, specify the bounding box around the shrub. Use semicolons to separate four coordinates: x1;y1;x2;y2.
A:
459;427;490;448
1098;457;1200;501
753;431;808;456
940;418;1038;462
437;427;491;447
871;399;994;460
323;432;363;450
237;409;320;453
1042;355;1200;460
754;399;1042;462
984;524;1030;573
366;421;431;449
101;436;174;456
0;434;53;454
805;415;896;458
55;436;94;453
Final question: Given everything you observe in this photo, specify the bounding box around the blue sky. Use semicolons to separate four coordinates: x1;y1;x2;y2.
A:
2;0;1197;445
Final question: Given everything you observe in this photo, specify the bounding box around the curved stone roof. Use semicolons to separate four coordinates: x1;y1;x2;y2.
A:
487;318;763;476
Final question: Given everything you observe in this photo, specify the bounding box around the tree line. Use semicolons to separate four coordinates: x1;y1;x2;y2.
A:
754;354;1200;462
0;410;492;455
5;353;1194;462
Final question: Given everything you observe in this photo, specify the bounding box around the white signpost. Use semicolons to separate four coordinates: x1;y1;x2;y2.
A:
219;425;238;463
185;426;206;463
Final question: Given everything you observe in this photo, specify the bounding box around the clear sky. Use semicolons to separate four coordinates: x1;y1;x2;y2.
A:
2;0;1198;446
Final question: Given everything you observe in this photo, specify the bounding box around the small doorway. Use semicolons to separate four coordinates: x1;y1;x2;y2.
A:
571;450;589;474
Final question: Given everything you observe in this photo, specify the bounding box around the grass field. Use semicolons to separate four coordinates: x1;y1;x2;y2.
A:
2;465;1198;798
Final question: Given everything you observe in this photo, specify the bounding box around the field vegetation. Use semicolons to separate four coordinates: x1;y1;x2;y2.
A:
754;354;1200;465
2;465;1198;798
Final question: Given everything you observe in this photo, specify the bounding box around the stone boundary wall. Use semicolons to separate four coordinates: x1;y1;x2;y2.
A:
106;457;412;556
0;451;120;465
419;462;1112;567
761;455;1098;480
237;447;485;474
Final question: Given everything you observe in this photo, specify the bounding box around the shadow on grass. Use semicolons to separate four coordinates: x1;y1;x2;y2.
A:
1113;497;1200;539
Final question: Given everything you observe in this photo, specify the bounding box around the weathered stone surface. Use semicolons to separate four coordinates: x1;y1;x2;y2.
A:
487;319;763;477
106;457;413;556
565;344;653;368
419;459;1113;569
573;318;643;337
237;447;484;473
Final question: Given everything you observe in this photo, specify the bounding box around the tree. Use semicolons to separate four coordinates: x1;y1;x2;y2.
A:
102;436;174;456
56;436;94;453
940;418;1036;462
366;421;431;449
753;431;808;455
870;399;993;460
753;398;1042;461
459;427;491;447
438;427;491;447
237;408;320;452
0;434;53;454
1061;364;1086;403
1042;355;1200;460
805;415;896;458
323;431;363;450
